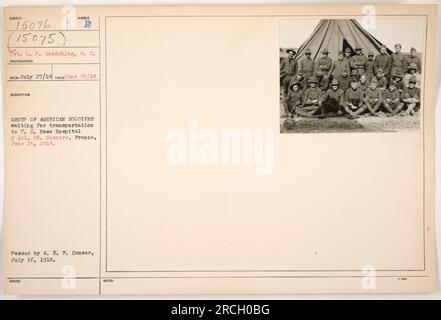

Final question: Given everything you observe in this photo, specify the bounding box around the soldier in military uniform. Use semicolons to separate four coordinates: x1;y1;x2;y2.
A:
391;70;406;92
402;76;420;116
358;74;370;92
330;51;349;79
315;48;332;76
295;76;322;117
389;43;406;78
365;51;375;81
403;63;421;89
280;48;298;95
343;47;352;63
299;48;315;79
315;70;330;91
334;67;351;92
381;80;404;115
319;78;345;117
374;68;388;91
349;46;367;80
283;80;304;117
289;70;307;91
374;45;390;77
363;79;383;116
343;79;366;119
404;47;421;73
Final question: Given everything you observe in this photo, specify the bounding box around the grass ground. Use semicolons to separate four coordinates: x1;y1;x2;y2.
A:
280;112;420;133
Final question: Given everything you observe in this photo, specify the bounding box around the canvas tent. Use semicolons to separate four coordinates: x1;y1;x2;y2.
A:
294;19;393;61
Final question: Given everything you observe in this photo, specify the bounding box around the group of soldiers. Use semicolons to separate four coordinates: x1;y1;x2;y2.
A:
280;43;421;119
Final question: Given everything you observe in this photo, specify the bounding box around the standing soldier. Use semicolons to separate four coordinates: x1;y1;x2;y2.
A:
296;76;322;117
374;45;390;77
315;48;332;76
335;67;351;92
319;78;345;117
390;43;406;78
280;48;297;95
404;47;421;73
299;48;315;79
316;70;330;91
343;47;352;64
330;51;349;79
365;51;375;81
349;46;367;80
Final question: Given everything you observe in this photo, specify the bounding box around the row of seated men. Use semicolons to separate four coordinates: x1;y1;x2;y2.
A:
281;73;420;119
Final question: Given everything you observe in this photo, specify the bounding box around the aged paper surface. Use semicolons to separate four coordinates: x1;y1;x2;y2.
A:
2;5;438;294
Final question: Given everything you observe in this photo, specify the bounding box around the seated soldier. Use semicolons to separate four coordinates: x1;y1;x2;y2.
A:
392;70;406;92
402;75;420;116
358;74;370;92
319;79;344;117
295;76;322;118
403;63;421;89
283;80;303;117
374;68;388;91
381;80;404;116
343;79;366;119
363;79;383;116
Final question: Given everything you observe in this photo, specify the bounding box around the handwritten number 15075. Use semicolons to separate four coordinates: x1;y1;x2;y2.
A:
16;32;56;46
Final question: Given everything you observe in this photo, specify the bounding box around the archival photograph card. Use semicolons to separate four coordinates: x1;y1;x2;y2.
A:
2;4;438;295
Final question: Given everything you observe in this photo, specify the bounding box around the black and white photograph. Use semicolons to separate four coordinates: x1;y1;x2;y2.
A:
280;17;425;133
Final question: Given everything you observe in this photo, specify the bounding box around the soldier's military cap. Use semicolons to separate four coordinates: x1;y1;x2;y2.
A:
322;48;329;54
345;47;352;53
380;45;387;50
305;48;312;54
286;48;296;54
411;47;417;53
308;76;318;83
393;70;404;78
367;51;374;56
350;79;358;84
376;68;384;74
389;80;398;87
290;81;300;89
370;79;379;85
354;45;362;50
330;79;339;86
394;43;402;48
